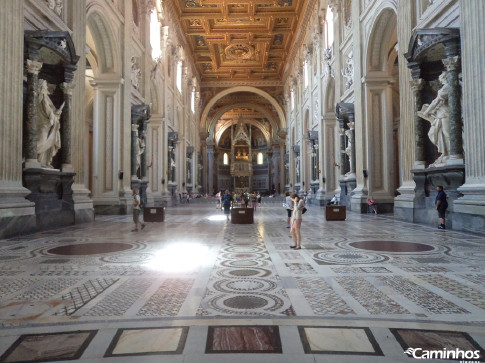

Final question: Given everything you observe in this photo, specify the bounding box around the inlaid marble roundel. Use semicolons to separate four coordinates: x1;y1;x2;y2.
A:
349;241;435;252
47;243;133;256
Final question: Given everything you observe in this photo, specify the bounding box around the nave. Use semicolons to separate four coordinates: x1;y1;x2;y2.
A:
0;203;484;362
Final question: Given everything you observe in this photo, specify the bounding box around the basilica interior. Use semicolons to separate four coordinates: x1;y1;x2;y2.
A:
0;0;484;361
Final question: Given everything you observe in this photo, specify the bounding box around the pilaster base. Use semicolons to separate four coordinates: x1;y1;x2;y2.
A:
0;186;36;238
72;184;94;224
315;189;327;206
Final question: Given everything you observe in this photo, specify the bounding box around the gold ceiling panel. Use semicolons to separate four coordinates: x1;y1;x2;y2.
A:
168;0;311;85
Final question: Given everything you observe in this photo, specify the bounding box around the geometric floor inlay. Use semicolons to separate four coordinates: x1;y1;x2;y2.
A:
206;326;282;353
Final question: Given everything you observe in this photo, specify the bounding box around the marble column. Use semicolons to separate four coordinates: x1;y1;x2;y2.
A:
454;0;485;233
131;124;138;178
207;145;214;194
161;119;170;197
0;0;36;238
347;118;356;176
279;143;285;194
442;56;463;163
338;127;347;177
60;80;74;171
410;78;426;168
267;150;273;191
24;59;43;169
140;129;147;179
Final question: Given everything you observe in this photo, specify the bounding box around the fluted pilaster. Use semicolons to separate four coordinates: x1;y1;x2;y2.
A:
0;0;25;182
457;0;485;195
396;0;416;189
0;0;36;238
452;0;485;233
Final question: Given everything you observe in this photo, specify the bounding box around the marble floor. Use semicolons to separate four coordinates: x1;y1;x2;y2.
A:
0;203;484;362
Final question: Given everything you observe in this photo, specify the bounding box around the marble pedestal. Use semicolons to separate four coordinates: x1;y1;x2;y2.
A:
339;177;356;210
23;168;75;231
140;180;148;207
410;165;465;228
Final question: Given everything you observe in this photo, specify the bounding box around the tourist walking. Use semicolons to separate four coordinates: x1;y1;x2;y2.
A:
435;185;448;229
222;189;233;221
131;188;145;232
289;193;305;249
251;193;258;210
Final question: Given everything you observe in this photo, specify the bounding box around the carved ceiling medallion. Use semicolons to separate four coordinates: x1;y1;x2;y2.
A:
225;43;254;60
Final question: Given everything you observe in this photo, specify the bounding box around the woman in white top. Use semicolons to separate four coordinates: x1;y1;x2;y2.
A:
289;193;305;249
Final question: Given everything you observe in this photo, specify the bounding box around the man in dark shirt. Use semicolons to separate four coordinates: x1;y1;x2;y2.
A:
435;185;448;229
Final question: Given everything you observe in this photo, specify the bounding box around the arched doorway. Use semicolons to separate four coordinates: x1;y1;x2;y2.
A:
85;10;122;213
363;6;400;212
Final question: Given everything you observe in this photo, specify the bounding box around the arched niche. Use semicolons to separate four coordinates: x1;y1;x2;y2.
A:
201;86;286;131
208;102;280;140
215;119;271;147
365;6;398;73
86;8;119;74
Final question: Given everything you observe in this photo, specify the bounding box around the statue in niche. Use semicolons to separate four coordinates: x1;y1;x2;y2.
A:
131;56;141;90
344;129;353;175
37;79;64;168
418;71;450;166
135;132;145;173
46;0;63;16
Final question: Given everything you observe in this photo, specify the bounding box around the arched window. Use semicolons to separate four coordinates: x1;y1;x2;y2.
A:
325;6;334;48
223;153;229;165
150;10;161;60
190;89;195;113
257;152;263;165
304;60;309;88
176;61;182;93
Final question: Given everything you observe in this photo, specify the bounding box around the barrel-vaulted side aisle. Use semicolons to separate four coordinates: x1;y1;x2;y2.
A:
0;202;484;362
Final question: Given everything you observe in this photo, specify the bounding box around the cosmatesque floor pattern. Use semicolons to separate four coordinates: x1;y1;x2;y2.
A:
0;203;484;362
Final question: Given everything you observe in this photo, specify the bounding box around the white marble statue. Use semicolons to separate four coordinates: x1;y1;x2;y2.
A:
341;51;354;90
37;80;64;168
46;0;63;16
131;56;141;90
135;134;145;173
418;72;450;166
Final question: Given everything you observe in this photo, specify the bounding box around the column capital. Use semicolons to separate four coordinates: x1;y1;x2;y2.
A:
61;82;75;96
410;78;424;91
443;56;461;72
26;59;43;74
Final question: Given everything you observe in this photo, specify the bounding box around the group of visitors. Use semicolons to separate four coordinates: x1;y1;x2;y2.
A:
130;184;449;233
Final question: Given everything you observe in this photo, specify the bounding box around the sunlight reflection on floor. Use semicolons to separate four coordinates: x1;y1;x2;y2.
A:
144;242;211;272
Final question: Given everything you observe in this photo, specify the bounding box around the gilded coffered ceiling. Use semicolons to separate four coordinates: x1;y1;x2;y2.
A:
166;0;313;86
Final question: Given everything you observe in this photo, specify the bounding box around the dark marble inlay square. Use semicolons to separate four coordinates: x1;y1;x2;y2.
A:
391;329;485;360
206;326;282;353
0;330;97;362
